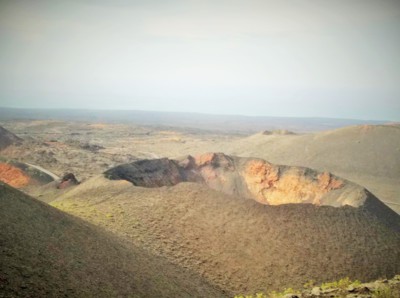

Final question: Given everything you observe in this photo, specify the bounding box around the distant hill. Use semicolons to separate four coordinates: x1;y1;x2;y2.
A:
228;124;400;213
0;182;226;297
0;125;22;150
0;107;389;133
53;154;400;295
232;124;400;179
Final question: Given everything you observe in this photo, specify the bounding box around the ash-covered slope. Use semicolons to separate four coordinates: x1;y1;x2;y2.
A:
0;126;22;150
0;182;226;297
54;175;400;295
51;153;400;294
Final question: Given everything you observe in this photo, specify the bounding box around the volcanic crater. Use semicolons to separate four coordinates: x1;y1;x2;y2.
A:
105;152;370;208
53;152;400;293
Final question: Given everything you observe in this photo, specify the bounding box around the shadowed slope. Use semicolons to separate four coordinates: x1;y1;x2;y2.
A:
0;182;226;297
0;126;22;151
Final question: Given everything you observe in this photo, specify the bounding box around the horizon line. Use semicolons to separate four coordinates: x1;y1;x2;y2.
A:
0;106;393;123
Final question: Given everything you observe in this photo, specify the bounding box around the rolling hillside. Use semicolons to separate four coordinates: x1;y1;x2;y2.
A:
0;182;226;297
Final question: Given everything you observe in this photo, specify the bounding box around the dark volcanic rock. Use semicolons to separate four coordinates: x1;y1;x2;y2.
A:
57;173;80;189
105;158;184;187
79;143;105;152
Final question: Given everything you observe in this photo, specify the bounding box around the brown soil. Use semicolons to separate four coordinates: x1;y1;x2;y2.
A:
0;163;30;188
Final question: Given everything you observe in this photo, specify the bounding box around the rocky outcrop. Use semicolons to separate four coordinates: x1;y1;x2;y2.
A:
242;160;345;205
0;126;22;150
105;158;183;187
105;152;372;208
57;173;80;189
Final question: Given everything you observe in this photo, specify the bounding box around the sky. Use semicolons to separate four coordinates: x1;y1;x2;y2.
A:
0;0;399;121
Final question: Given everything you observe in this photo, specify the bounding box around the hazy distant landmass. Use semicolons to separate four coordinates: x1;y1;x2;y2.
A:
0;107;388;133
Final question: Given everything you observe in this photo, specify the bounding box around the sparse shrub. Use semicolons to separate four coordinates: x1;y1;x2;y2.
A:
268;291;281;298
234;294;267;298
372;286;393;298
303;279;315;289
268;288;300;298
320;277;360;290
282;287;300;295
235;277;366;298
236;291;268;298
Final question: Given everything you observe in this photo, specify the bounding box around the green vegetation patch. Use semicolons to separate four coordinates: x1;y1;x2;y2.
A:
234;276;400;298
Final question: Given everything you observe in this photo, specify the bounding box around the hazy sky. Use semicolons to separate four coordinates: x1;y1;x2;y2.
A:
1;0;399;120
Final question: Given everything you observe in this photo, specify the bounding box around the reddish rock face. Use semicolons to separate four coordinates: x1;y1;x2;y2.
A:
0;163;30;188
104;153;367;208
193;152;235;170
242;160;345;205
243;160;280;202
